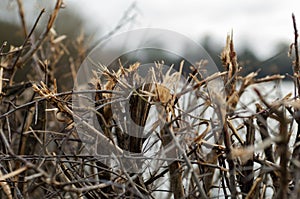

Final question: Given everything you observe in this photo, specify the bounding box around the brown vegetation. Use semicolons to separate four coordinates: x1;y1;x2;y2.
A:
0;1;300;199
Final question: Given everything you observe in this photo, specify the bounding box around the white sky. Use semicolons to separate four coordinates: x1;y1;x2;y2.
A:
69;0;300;59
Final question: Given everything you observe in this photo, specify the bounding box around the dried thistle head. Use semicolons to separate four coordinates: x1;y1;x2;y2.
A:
231;146;254;165
152;83;174;105
221;33;239;79
221;32;239;106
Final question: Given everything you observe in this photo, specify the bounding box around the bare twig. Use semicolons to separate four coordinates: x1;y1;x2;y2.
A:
292;13;300;76
16;0;27;37
15;0;63;68
9;8;45;85
254;88;289;199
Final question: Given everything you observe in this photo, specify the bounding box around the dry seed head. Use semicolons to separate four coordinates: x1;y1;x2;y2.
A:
231;146;254;165
153;83;174;105
227;90;239;108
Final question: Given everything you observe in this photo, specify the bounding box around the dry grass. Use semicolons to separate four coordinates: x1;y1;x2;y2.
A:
0;1;300;198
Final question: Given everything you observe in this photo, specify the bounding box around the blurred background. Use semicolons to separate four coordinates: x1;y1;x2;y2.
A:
0;0;299;77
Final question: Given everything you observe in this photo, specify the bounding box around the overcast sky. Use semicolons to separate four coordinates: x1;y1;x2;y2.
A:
0;0;299;60
69;0;300;60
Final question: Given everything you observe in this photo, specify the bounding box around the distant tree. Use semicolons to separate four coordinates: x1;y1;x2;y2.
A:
199;35;293;78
